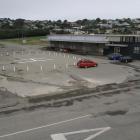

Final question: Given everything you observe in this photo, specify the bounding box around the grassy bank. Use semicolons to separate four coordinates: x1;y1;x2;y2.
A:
0;36;48;46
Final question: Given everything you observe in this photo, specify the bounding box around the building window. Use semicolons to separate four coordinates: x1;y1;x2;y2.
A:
134;47;140;54
114;47;120;53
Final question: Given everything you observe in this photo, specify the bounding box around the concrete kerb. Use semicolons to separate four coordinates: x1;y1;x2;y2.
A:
0;80;140;116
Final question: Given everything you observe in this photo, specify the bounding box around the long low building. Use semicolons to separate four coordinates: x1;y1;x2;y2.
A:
47;34;140;59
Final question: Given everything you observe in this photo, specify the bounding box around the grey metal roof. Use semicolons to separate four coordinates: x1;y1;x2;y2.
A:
106;43;128;47
48;34;108;44
106;34;140;37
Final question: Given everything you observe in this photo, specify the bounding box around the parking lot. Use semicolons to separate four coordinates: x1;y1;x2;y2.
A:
0;42;136;97
0;42;140;140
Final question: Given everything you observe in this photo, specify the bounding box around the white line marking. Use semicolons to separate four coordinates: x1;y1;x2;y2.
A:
18;61;35;64
14;58;29;61
15;58;52;61
52;134;66;140
84;127;111;140
0;114;91;138
51;127;111;140
15;58;54;64
30;58;36;61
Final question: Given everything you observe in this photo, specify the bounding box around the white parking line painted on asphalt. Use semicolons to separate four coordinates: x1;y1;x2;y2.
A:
14;58;54;64
18;61;35;64
84;127;111;140
51;127;111;140
30;58;36;61
0;114;91;138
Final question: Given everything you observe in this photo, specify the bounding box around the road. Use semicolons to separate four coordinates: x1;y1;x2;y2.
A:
0;85;140;140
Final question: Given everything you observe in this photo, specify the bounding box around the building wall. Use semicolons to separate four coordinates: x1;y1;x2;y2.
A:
104;43;140;59
49;41;106;55
48;35;140;59
130;43;140;59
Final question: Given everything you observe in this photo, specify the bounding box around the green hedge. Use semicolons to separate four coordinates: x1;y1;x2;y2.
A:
0;29;50;39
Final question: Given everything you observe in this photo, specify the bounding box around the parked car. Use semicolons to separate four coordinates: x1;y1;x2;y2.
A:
108;53;123;60
108;53;133;63
77;59;98;68
120;56;133;63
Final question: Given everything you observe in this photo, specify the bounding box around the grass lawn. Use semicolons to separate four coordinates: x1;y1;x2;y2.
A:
0;36;48;46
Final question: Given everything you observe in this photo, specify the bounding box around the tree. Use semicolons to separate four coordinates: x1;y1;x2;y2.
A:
1;22;10;29
95;18;101;23
13;19;25;29
102;19;107;24
56;20;62;26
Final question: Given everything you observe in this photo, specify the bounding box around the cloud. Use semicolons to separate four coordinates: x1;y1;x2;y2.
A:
0;0;140;20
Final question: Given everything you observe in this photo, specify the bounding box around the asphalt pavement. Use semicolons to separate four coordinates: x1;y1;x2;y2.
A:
0;84;140;140
0;42;140;140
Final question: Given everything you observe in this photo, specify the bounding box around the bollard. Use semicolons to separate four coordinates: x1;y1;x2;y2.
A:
13;66;16;72
6;52;9;56
54;64;56;70
40;65;43;71
2;66;5;71
64;54;65;58
74;62;76;66
27;65;29;72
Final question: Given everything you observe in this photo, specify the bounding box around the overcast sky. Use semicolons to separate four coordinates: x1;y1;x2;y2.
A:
0;0;140;21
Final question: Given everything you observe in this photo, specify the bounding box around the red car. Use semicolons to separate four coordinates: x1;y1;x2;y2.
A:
77;59;98;68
